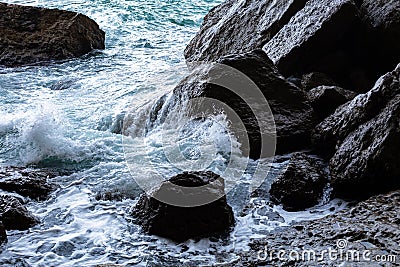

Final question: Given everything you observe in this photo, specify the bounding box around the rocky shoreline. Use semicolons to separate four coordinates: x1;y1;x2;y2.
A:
0;0;399;265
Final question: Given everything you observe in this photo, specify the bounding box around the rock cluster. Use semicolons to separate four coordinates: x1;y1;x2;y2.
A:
0;167;58;246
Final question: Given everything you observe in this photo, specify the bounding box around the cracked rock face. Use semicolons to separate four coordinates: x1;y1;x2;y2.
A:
0;3;105;67
313;64;400;198
184;0;309;63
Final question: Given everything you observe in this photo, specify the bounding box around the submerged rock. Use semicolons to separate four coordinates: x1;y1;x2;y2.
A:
0;195;38;231
184;0;309;63
239;190;400;266
307;86;356;119
0;3;105;67
0;167;58;200
133;171;234;242
313;64;400;198
269;153;327;211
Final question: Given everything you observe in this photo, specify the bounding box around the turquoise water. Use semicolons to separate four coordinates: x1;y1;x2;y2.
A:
0;1;346;266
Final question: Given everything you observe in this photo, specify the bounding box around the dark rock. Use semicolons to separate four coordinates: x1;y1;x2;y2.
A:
125;50;315;159
184;0;309;63
237;190;400;266
0;3;105;67
359;0;400;84
133;171;234;242
0;167;58;200
301;72;338;91
0;222;6;246
313;64;400;198
307;86;356;119
0;195;38;230
263;0;367;90
269;153;327;211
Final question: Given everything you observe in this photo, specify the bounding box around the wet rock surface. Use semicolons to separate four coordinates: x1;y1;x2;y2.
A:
307;86;356;119
186;0;400;93
263;0;359;82
0;3;105;67
237;190;400;266
0;167;58;200
128;50;315;159
313;64;400;198
270;153;327;211
184;0;309;63
133;171;234;242
0;195;38;231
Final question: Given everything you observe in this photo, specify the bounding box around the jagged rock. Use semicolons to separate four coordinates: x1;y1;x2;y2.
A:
0;222;6;246
269;153;327;211
307;86;357;119
0;3;105;67
125;50;315;159
301;72;338;91
263;0;370;90
184;0;309;63
0;195;38;230
237;190;400;266
0;167;58;200
359;0;400;82
133;171;234;242
313;64;400;198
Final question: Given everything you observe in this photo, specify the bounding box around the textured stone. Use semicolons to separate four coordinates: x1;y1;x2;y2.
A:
0;3;105;67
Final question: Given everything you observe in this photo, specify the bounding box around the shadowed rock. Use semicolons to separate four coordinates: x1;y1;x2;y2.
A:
0;3;105;67
301;72;338;92
313;64;400;198
307;86;356;119
133;171;234;242
0;195;39;231
270;153;327;211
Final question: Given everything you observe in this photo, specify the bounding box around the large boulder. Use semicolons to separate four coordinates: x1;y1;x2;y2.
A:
307;86;356;119
125;50;315;159
0;3;105;67
133;171;234;242
0;167;58;200
269;153;327;211
184;0;309;63
262;0;371;91
0;195;38;231
313;64;400;198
